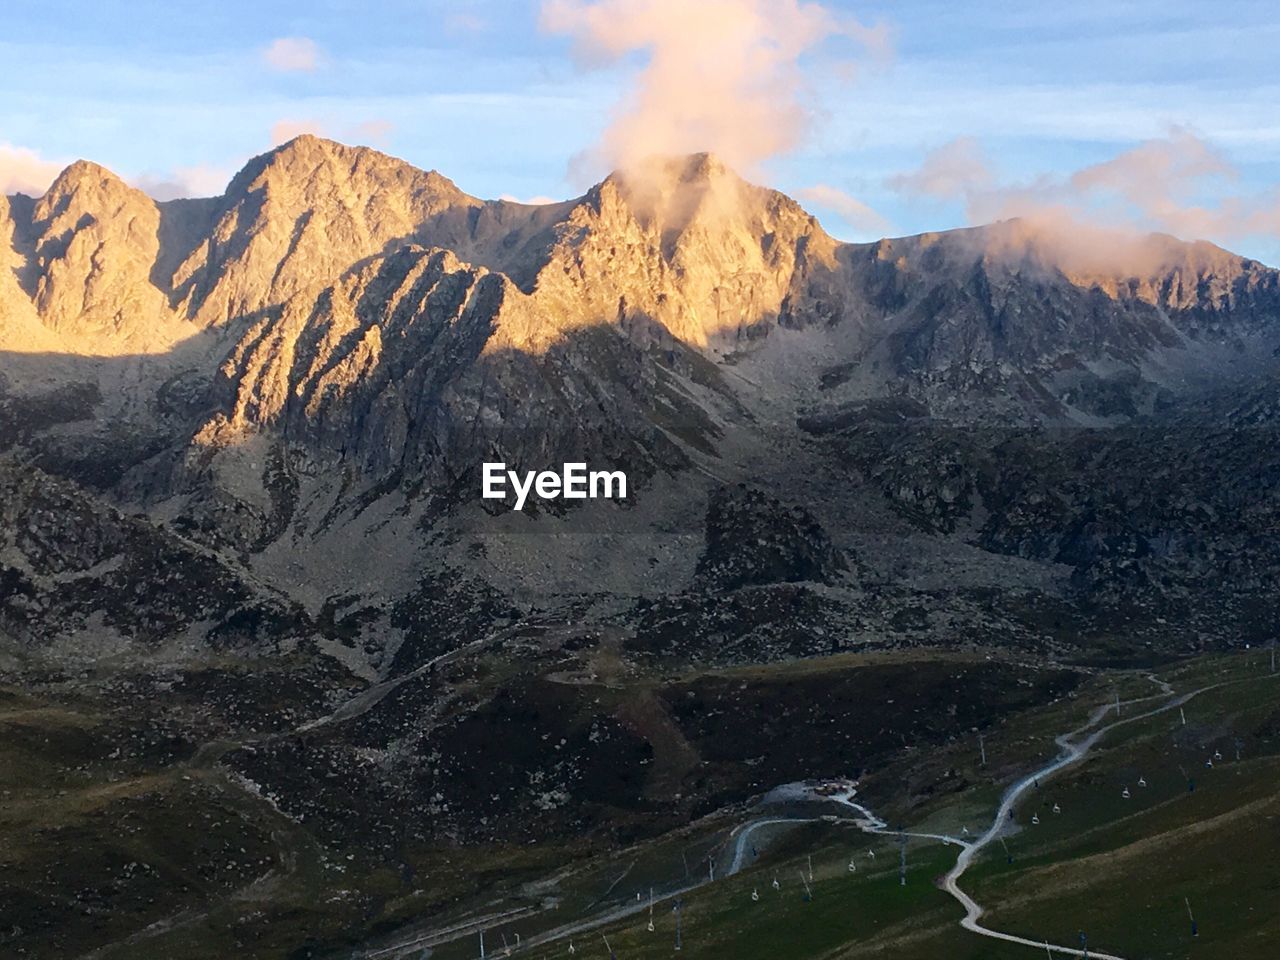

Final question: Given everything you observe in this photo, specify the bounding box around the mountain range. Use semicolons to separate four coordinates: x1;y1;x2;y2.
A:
4;135;1278;667
2;135;1279;957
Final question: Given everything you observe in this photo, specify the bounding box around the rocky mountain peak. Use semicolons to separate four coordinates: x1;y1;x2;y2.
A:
18;158;174;344
515;152;846;350
170;137;481;327
38;159;133;200
32;158;154;231
5;139;1279;422
224;135;471;209
597;151;804;238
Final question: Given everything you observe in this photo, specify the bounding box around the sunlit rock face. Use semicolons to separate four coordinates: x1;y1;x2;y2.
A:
170;136;481;328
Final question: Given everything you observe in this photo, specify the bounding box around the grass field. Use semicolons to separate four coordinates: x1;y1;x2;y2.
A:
3;650;1276;959
966;661;1280;960
445;652;1280;960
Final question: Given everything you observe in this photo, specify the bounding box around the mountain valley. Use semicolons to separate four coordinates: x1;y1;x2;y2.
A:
2;136;1279;958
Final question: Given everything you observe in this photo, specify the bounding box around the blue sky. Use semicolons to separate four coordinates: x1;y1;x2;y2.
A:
3;0;1279;261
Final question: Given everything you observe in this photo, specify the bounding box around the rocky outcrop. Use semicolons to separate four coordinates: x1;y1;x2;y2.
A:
695;484;849;591
0;463;305;657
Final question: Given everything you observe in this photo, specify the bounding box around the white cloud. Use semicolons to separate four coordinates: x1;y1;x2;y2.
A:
891;127;1280;246
498;192;559;205
0;142;65;197
350;119;395;146
262;36;323;73
541;0;890;181
133;165;232;200
886;137;992;202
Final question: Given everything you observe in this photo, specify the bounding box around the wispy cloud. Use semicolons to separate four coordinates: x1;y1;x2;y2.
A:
887;137;993;202
892;127;1280;255
350;119;395;146
1;140;231;201
270;118;328;145
262;36;323;73
795;183;888;234
445;11;488;33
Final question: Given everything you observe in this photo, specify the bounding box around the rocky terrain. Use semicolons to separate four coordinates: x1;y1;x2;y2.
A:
2;136;1279;957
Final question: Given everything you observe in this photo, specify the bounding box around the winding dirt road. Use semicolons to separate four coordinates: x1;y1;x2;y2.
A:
360;671;1272;959
832;674;1250;960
